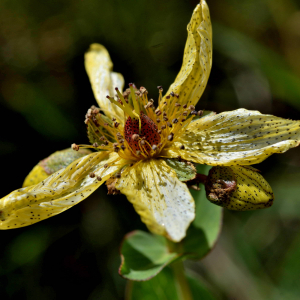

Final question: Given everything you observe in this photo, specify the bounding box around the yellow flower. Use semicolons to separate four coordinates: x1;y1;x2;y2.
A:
1;0;300;242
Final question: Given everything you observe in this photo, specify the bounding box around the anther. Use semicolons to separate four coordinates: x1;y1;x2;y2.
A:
136;151;141;155
100;136;106;141
152;144;158;151
166;95;170;99
180;145;185;150
168;134;173;141
181;118;186;122
112;117;116;121
197;110;203;116
163;117;168;121
190;110;197;115
115;173;121;178
175;93;179;98
93;142;99;147
158;143;162;148
161;125;166;130
183;104;187;109
121;145;126;150
71;143;79;151
163;112;167;117
175;103;181;107
132;134;140;141
189;105;195;111
113;143;119;148
157;130;162;134
97;176;102;181
156;118;161;123
157;86;163;91
89;172;95;178
167;122;172;128
104;140;109;145
170;91;175;97
182;111;188;116
172;118;178;124
140;140;145;145
104;164;108;168
114;122;120;128
155;110;162;116
114;147;120;152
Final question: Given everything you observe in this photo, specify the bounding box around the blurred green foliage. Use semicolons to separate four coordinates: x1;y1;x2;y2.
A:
1;0;300;299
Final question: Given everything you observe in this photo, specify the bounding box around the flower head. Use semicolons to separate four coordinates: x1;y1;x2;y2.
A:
1;0;300;242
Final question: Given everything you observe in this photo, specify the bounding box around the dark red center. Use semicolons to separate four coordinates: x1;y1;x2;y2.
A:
124;112;161;154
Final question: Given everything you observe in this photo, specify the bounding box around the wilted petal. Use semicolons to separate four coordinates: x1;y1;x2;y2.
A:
116;159;195;242
163;109;300;166
205;165;274;210
161;0;212;112
0;152;125;229
85;43;124;123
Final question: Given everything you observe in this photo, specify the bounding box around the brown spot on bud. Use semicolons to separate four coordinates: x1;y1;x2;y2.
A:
180;145;185;150
89;172;95;178
205;167;237;207
104;164;108;169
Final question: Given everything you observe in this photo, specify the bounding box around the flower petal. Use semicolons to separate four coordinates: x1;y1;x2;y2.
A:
0;152;125;229
205;165;274;210
161;0;212;111
116;159;195;242
85;43;124;123
162;109;300;166
23;148;92;187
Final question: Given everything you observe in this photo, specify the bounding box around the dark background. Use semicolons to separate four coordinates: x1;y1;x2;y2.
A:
1;0;300;299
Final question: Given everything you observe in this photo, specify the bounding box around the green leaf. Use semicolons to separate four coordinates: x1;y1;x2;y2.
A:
182;164;223;259
164;159;196;182
119;231;179;281
126;266;216;300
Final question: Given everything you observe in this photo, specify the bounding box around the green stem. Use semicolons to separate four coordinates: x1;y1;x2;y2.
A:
171;260;193;300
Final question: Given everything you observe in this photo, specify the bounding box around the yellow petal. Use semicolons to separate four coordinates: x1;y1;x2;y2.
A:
0;152;124;229
85;43;124;123
163;109;300;166
116;159;195;242
23;148;92;187
205;165;274;210
161;0;212;112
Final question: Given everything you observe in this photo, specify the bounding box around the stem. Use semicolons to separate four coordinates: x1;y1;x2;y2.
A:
171;260;193;300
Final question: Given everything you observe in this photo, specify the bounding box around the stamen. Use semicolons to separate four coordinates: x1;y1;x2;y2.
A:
72;143;80;151
129;83;140;116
